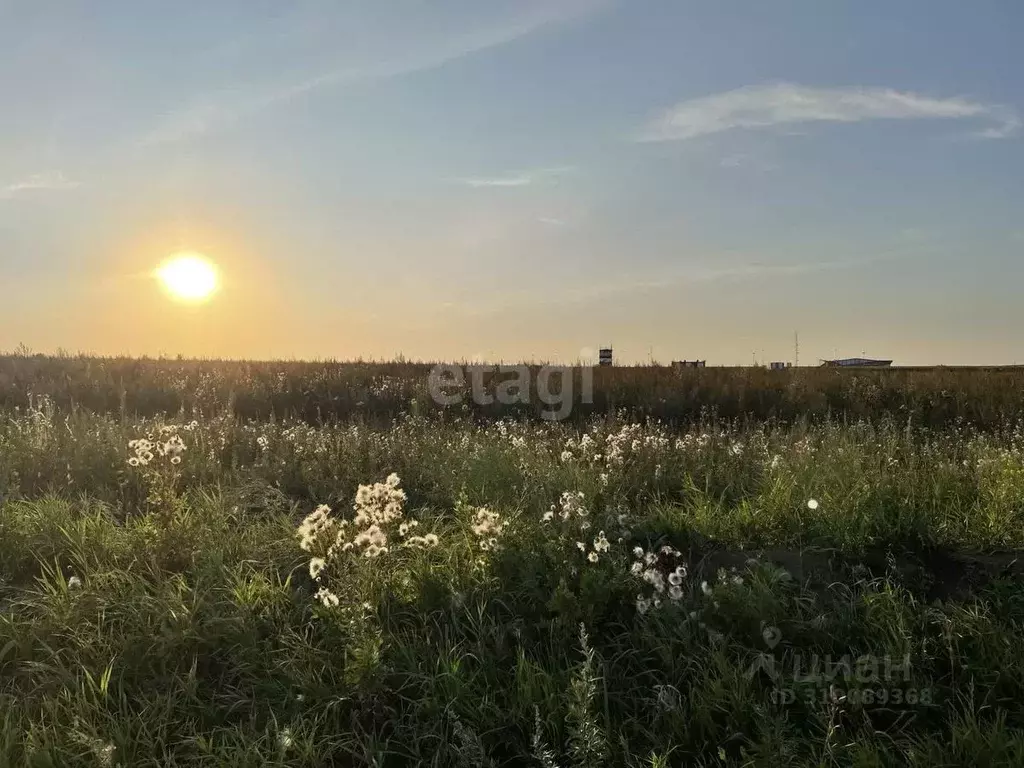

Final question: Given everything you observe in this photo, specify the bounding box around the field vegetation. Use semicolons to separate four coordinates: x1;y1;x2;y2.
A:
1;354;1024;765
5;353;1024;427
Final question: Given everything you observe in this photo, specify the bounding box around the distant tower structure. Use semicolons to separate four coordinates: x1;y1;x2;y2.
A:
598;347;613;367
794;331;800;368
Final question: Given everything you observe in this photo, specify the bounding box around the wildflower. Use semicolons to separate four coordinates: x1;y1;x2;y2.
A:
587;551;599;563
67;575;82;589
554;491;588;521
636;595;651;614
257;435;269;449
560;450;573;463
403;533;439;549
128;457;140;467
541;510;554;522
576;541;586;552
630;561;643;576
170;456;181;465
315;587;340;607
592;531;610;553
163;435;186;456
309;557;326;580
668;584;684;601
807;499;820;510
633;546;644;558
668;571;683;587
297;504;335;551
471;507;506;548
701;581;713;596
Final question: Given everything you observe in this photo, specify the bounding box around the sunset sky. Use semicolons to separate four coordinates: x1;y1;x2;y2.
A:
2;1;1023;365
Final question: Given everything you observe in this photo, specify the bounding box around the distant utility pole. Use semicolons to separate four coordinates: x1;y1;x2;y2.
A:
794;331;800;367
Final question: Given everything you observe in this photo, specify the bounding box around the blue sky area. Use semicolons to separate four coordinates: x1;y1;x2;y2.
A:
2;1;1023;364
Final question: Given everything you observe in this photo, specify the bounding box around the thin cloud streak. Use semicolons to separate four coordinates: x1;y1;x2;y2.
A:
141;3;604;146
1;171;81;199
461;174;534;188
457;166;574;188
638;82;1020;142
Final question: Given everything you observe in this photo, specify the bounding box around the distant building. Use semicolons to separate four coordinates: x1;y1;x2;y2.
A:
672;360;706;370
598;348;613;367
769;362;791;370
820;358;893;368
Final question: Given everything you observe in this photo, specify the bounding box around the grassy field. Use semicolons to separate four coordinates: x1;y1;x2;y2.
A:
2;358;1024;765
6;353;1024;427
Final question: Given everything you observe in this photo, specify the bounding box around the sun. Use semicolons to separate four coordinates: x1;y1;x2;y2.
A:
156;253;219;302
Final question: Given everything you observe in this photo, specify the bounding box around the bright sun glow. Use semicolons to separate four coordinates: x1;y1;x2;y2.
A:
156;253;219;302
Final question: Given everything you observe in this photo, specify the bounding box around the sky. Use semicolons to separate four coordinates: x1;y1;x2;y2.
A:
2;0;1023;365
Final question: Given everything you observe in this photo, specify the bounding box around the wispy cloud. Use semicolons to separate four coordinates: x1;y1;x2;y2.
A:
1;171;81;199
142;2;603;145
460;174;535;188
457;166;573;188
638;82;1020;142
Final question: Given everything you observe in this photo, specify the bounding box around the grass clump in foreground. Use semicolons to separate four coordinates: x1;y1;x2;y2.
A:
1;400;1024;764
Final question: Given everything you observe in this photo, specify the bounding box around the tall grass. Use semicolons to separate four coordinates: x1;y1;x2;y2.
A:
5;353;1024;427
2;366;1024;764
